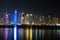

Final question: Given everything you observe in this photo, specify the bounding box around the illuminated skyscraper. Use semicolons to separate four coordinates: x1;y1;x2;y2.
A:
39;16;42;25
41;16;45;25
8;13;11;25
17;13;21;25
5;14;9;25
53;17;56;25
26;14;30;25
14;10;17;40
29;14;33;25
47;16;51;25
21;12;25;24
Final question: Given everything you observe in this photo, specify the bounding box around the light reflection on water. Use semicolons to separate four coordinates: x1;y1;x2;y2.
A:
4;28;8;40
18;28;23;40
9;28;14;40
0;28;4;40
0;27;60;40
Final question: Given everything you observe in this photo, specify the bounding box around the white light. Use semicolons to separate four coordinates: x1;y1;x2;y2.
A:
30;14;32;16
14;10;17;40
56;24;60;26
21;17;24;20
14;27;17;40
32;22;34;25
15;10;17;14
26;14;29;16
30;28;32;40
22;12;24;14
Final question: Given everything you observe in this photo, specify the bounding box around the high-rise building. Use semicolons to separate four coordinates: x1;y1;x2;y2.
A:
26;14;30;25
21;12;25;25
53;17;57;25
39;16;42;25
29;14;33;25
17;13;21;25
47;16;51;25
33;15;37;25
41;16;45;25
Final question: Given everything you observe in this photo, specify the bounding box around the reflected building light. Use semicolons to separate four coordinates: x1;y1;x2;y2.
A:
39;29;41;40
18;29;23;40
26;28;29;40
30;28;32;40
4;28;8;40
36;28;38;40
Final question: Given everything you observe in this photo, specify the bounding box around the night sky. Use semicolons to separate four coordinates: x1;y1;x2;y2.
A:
0;0;60;16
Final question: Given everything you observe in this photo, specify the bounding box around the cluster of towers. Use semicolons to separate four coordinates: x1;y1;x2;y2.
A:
0;10;60;26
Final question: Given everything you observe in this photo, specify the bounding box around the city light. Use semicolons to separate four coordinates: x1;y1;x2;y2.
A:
4;13;8;40
36;28;38;40
0;0;60;40
26;28;29;40
30;28;32;40
0;10;60;26
14;10;17;40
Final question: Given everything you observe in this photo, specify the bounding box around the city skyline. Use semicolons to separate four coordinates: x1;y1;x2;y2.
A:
0;0;60;40
0;10;60;26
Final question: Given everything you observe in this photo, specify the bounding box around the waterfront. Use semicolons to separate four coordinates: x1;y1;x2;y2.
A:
0;25;59;40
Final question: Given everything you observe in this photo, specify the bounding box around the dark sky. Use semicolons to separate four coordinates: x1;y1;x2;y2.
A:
0;0;60;16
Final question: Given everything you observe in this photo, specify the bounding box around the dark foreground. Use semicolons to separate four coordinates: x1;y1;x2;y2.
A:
0;25;60;40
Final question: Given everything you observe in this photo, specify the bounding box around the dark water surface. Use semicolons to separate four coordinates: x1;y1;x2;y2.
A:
0;25;60;40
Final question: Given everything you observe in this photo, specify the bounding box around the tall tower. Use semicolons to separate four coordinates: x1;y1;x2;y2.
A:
26;14;30;25
14;10;17;40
